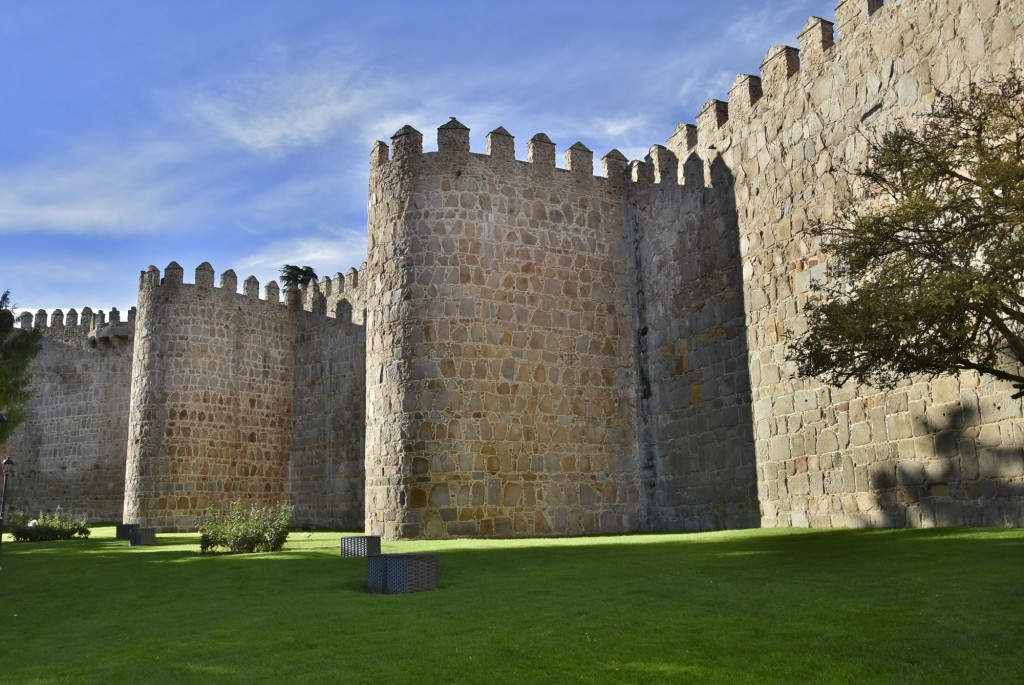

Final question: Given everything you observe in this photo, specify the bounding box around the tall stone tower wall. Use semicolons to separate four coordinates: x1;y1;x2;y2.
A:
124;262;297;530
7;308;134;520
681;0;1024;527
625;152;758;532
290;270;367;529
365;121;642;539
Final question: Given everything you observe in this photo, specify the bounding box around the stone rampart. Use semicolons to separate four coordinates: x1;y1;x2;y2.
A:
124;262;298;530
625;150;758;531
365;120;642;538
674;0;1024;527
7;0;1023;537
8;308;135;520
291;273;367;529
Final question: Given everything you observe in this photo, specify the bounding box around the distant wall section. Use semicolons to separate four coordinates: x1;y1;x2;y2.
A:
626;145;758;531
290;271;367;529
7;309;134;521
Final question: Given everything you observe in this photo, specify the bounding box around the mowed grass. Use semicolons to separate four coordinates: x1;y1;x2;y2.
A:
1;526;1022;684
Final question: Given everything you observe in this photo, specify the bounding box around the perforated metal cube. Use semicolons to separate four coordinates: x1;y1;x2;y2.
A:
387;554;438;593
116;523;139;540
341;535;381;557
129;527;156;546
366;554;388;593
366;553;439;594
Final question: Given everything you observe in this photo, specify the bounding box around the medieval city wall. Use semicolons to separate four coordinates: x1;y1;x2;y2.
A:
7;0;1024;538
290;270;367;529
682;0;1024;527
124;262;297;530
365;121;642;539
625;153;759;532
7;309;134;521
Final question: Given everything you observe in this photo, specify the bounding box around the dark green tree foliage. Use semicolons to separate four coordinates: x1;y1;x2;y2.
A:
0;290;42;442
279;264;318;290
791;77;1024;399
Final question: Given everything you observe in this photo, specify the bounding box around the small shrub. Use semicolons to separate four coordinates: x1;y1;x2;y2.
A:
9;507;91;542
195;500;293;554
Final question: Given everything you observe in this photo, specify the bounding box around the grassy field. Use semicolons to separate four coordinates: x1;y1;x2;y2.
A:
1;525;1022;684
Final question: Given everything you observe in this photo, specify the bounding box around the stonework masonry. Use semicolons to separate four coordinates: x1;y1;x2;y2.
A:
364;124;641;538
6;308;134;521
7;0;1024;536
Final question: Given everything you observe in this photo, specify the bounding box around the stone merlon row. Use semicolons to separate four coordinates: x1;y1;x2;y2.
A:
371;118;624;177
686;2;886;151
372;119;729;190
137;261;366;317
17;306;135;333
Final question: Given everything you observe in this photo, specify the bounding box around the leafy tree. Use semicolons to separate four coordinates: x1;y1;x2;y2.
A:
279;265;318;290
0;290;42;443
790;77;1024;399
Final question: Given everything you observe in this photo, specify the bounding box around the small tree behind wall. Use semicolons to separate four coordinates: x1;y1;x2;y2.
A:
279;265;318;291
790;76;1024;399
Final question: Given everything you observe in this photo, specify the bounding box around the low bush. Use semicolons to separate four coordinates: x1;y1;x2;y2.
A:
195;500;293;554
8;506;91;542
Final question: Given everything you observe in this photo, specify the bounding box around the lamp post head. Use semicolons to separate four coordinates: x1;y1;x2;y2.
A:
1;456;11;474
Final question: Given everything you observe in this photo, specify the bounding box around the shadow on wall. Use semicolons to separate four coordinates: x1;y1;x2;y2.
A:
637;154;758;531
869;397;1024;527
290;298;367;531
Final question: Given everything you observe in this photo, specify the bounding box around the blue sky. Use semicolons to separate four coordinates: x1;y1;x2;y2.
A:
1;0;833;317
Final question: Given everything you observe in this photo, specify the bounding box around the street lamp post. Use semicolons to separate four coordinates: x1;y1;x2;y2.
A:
0;411;10;554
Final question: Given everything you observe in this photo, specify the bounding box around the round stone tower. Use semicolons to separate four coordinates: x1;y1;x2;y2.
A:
124;262;296;531
365;120;642;539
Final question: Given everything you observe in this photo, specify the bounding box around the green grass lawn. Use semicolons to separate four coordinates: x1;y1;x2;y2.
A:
1;525;1022;684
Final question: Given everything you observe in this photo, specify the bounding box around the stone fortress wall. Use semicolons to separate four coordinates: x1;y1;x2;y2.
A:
124;261;368;530
689;0;1024;527
627;145;759;532
291;268;367;529
7;0;1024;536
10;261;368;531
6;308;135;521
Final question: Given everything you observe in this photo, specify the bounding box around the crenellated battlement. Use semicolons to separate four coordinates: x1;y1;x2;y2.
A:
370;118;725;192
16;305;137;347
661;0;905;160
137;260;365;320
371;118;614;179
368;2;903;197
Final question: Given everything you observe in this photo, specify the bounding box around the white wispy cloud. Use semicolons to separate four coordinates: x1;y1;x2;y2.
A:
591;115;649;138
0;140;190;235
178;66;397;156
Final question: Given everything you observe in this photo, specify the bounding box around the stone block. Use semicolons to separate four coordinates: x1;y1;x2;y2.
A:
980;394;1023;424
978;449;1024;479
